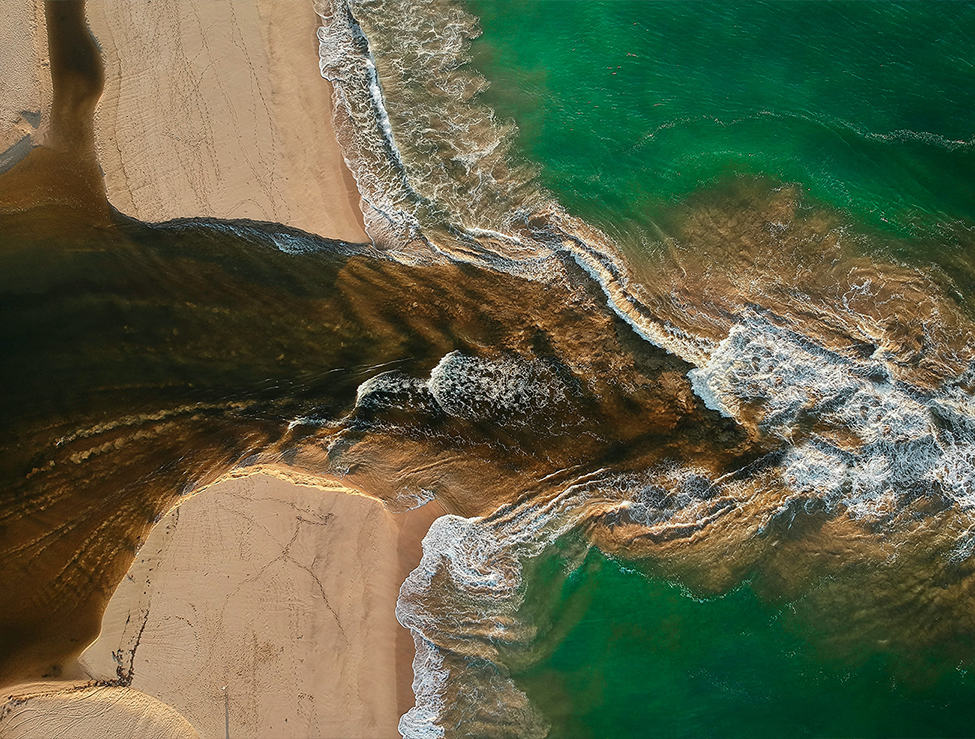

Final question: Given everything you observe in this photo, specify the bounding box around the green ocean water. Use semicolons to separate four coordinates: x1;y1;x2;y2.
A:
462;2;975;736
509;543;975;739
467;0;975;260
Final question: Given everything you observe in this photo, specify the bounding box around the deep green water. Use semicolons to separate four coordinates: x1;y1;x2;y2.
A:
511;544;975;739
463;2;975;736
467;1;975;256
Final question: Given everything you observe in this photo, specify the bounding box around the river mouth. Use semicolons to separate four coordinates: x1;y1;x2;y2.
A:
3;1;975;737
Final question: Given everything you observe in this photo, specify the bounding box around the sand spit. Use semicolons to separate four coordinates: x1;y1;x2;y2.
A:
0;463;441;739
0;1;366;242
85;0;367;243
62;473;423;739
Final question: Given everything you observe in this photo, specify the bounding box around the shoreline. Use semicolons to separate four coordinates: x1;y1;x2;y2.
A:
394;498;445;720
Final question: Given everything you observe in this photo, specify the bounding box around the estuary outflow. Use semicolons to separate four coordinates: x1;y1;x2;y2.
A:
2;1;974;735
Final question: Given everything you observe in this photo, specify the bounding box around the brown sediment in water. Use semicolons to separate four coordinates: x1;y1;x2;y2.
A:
5;0;975;724
0;0;732;689
0;193;743;686
631;179;973;391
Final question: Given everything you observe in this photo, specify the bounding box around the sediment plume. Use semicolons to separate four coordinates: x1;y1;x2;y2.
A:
0;1;736;688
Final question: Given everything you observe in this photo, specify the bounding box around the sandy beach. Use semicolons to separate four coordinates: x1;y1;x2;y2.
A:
1;682;201;739
0;1;367;242
0;3;48;166
3;472;441;739
86;0;367;243
76;473;437;739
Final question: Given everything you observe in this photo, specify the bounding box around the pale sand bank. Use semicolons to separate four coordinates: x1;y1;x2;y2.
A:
0;1;367;242
86;0;367;242
1;476;443;738
0;2;49;168
68;473;434;739
0;682;199;739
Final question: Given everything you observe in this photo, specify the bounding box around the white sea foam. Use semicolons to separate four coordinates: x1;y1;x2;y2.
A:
155;218;368;256
395;481;602;739
393;462;781;737
315;0;720;373
354;370;426;408
694;314;975;521
391;334;975;735
399;635;448;739
316;0;432;253
427;352;565;423
349;353;570;431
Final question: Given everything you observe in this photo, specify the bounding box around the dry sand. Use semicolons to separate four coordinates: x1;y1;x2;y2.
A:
86;0;367;242
0;1;367;242
1;474;441;739
72;473;437;739
0;2;49;169
0;682;200;739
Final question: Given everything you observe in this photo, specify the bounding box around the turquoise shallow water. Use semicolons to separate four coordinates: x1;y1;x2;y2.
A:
467;1;975;255
461;2;975;736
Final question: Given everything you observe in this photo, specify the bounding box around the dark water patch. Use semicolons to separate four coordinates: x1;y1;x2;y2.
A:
1;199;739;686
0;136;33;175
